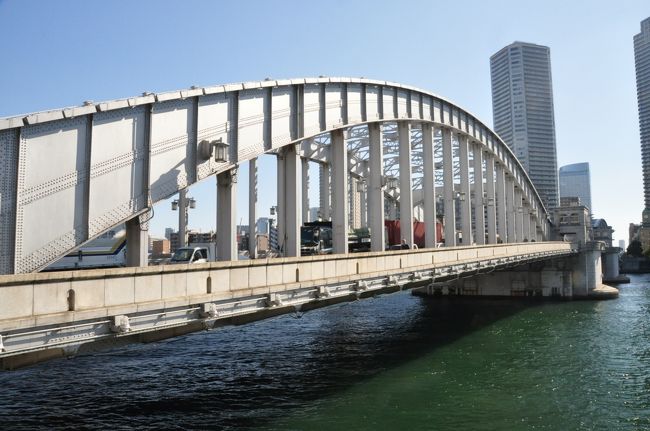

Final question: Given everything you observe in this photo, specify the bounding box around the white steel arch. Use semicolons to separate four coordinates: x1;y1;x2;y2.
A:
0;77;551;274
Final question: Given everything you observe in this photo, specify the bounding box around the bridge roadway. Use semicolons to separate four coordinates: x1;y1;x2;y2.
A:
0;242;574;369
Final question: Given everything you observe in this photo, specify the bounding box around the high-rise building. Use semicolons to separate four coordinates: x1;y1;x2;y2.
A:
634;18;650;227
490;41;559;209
559;162;592;211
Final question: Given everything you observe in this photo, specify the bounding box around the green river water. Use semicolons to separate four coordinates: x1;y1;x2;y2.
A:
1;275;649;430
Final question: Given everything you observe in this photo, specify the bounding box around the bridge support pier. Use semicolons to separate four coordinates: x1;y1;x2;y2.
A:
414;242;618;299
602;247;630;284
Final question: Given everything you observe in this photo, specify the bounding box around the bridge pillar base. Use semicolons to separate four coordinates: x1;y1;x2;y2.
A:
602;247;630;284
126;216;148;267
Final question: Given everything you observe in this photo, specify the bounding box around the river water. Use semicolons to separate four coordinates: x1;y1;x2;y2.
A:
1;275;650;430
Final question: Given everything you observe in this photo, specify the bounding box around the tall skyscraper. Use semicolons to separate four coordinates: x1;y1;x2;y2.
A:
490;41;559;209
634;18;650;227
559;162;592;211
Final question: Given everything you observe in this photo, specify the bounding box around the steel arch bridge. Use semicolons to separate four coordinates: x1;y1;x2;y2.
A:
0;77;551;275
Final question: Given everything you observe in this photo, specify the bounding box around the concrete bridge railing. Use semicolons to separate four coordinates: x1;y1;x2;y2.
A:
1;242;572;327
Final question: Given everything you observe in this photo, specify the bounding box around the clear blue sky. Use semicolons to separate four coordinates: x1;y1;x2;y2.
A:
0;0;647;245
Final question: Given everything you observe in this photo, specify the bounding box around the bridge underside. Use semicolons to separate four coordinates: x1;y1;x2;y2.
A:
0;243;574;369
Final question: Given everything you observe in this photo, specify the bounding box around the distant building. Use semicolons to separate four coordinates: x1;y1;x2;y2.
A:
256;234;269;252
164;227;174;241
151;239;170;257
269;224;279;252
491;41;559;208
619;240;626;250
169;230;215;252
309;207;320;222
560;196;582;207
256;217;270;235
551;204;590;243
236;225;250;251
630;223;641;246
635;17;650;250
559;162;592;211
169;232;180;252
592;219;613;247
188;231;215;244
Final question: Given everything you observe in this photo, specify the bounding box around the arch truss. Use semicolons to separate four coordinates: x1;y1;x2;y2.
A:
0;78;551;274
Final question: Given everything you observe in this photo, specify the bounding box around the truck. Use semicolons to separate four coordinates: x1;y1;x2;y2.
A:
348;227;372;253
384;219;444;249
169;242;217;264
300;221;333;256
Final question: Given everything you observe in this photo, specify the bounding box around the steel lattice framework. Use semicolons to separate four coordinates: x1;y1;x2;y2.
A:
0;77;550;274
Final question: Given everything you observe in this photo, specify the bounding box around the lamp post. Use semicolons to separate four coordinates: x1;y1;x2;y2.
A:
269;206;278;253
172;190;196;248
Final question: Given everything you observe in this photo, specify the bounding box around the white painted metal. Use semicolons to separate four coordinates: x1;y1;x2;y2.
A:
515;188;524;242
442;129;456;247
523;205;531;242
530;214;537;241
278;145;301;257
422;124;436;248
216;170;237;260
398;122;414;247
248;158;258;259
496;163;507;243
458;135;472;245
125;216;148;266
0;77;552;274
368;123;384;252
506;177;516;243
319;163;330;221
178;189;187;248
331;130;348;254
485;153;497;244
301;158;309;223
0;129;18;274
473;143;486;245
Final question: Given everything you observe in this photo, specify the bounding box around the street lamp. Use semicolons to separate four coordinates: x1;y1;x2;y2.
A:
172;192;196;248
172;196;196;210
199;137;230;163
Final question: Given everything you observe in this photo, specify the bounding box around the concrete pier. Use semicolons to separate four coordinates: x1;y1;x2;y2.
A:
414;242;619;300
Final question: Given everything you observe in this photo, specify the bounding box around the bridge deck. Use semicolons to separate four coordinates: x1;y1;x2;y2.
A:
0;243;575;368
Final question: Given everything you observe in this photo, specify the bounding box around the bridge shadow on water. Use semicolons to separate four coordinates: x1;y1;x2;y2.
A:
0;292;551;430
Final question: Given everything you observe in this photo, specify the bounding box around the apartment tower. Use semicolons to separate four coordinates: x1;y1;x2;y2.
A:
490;41;559;209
